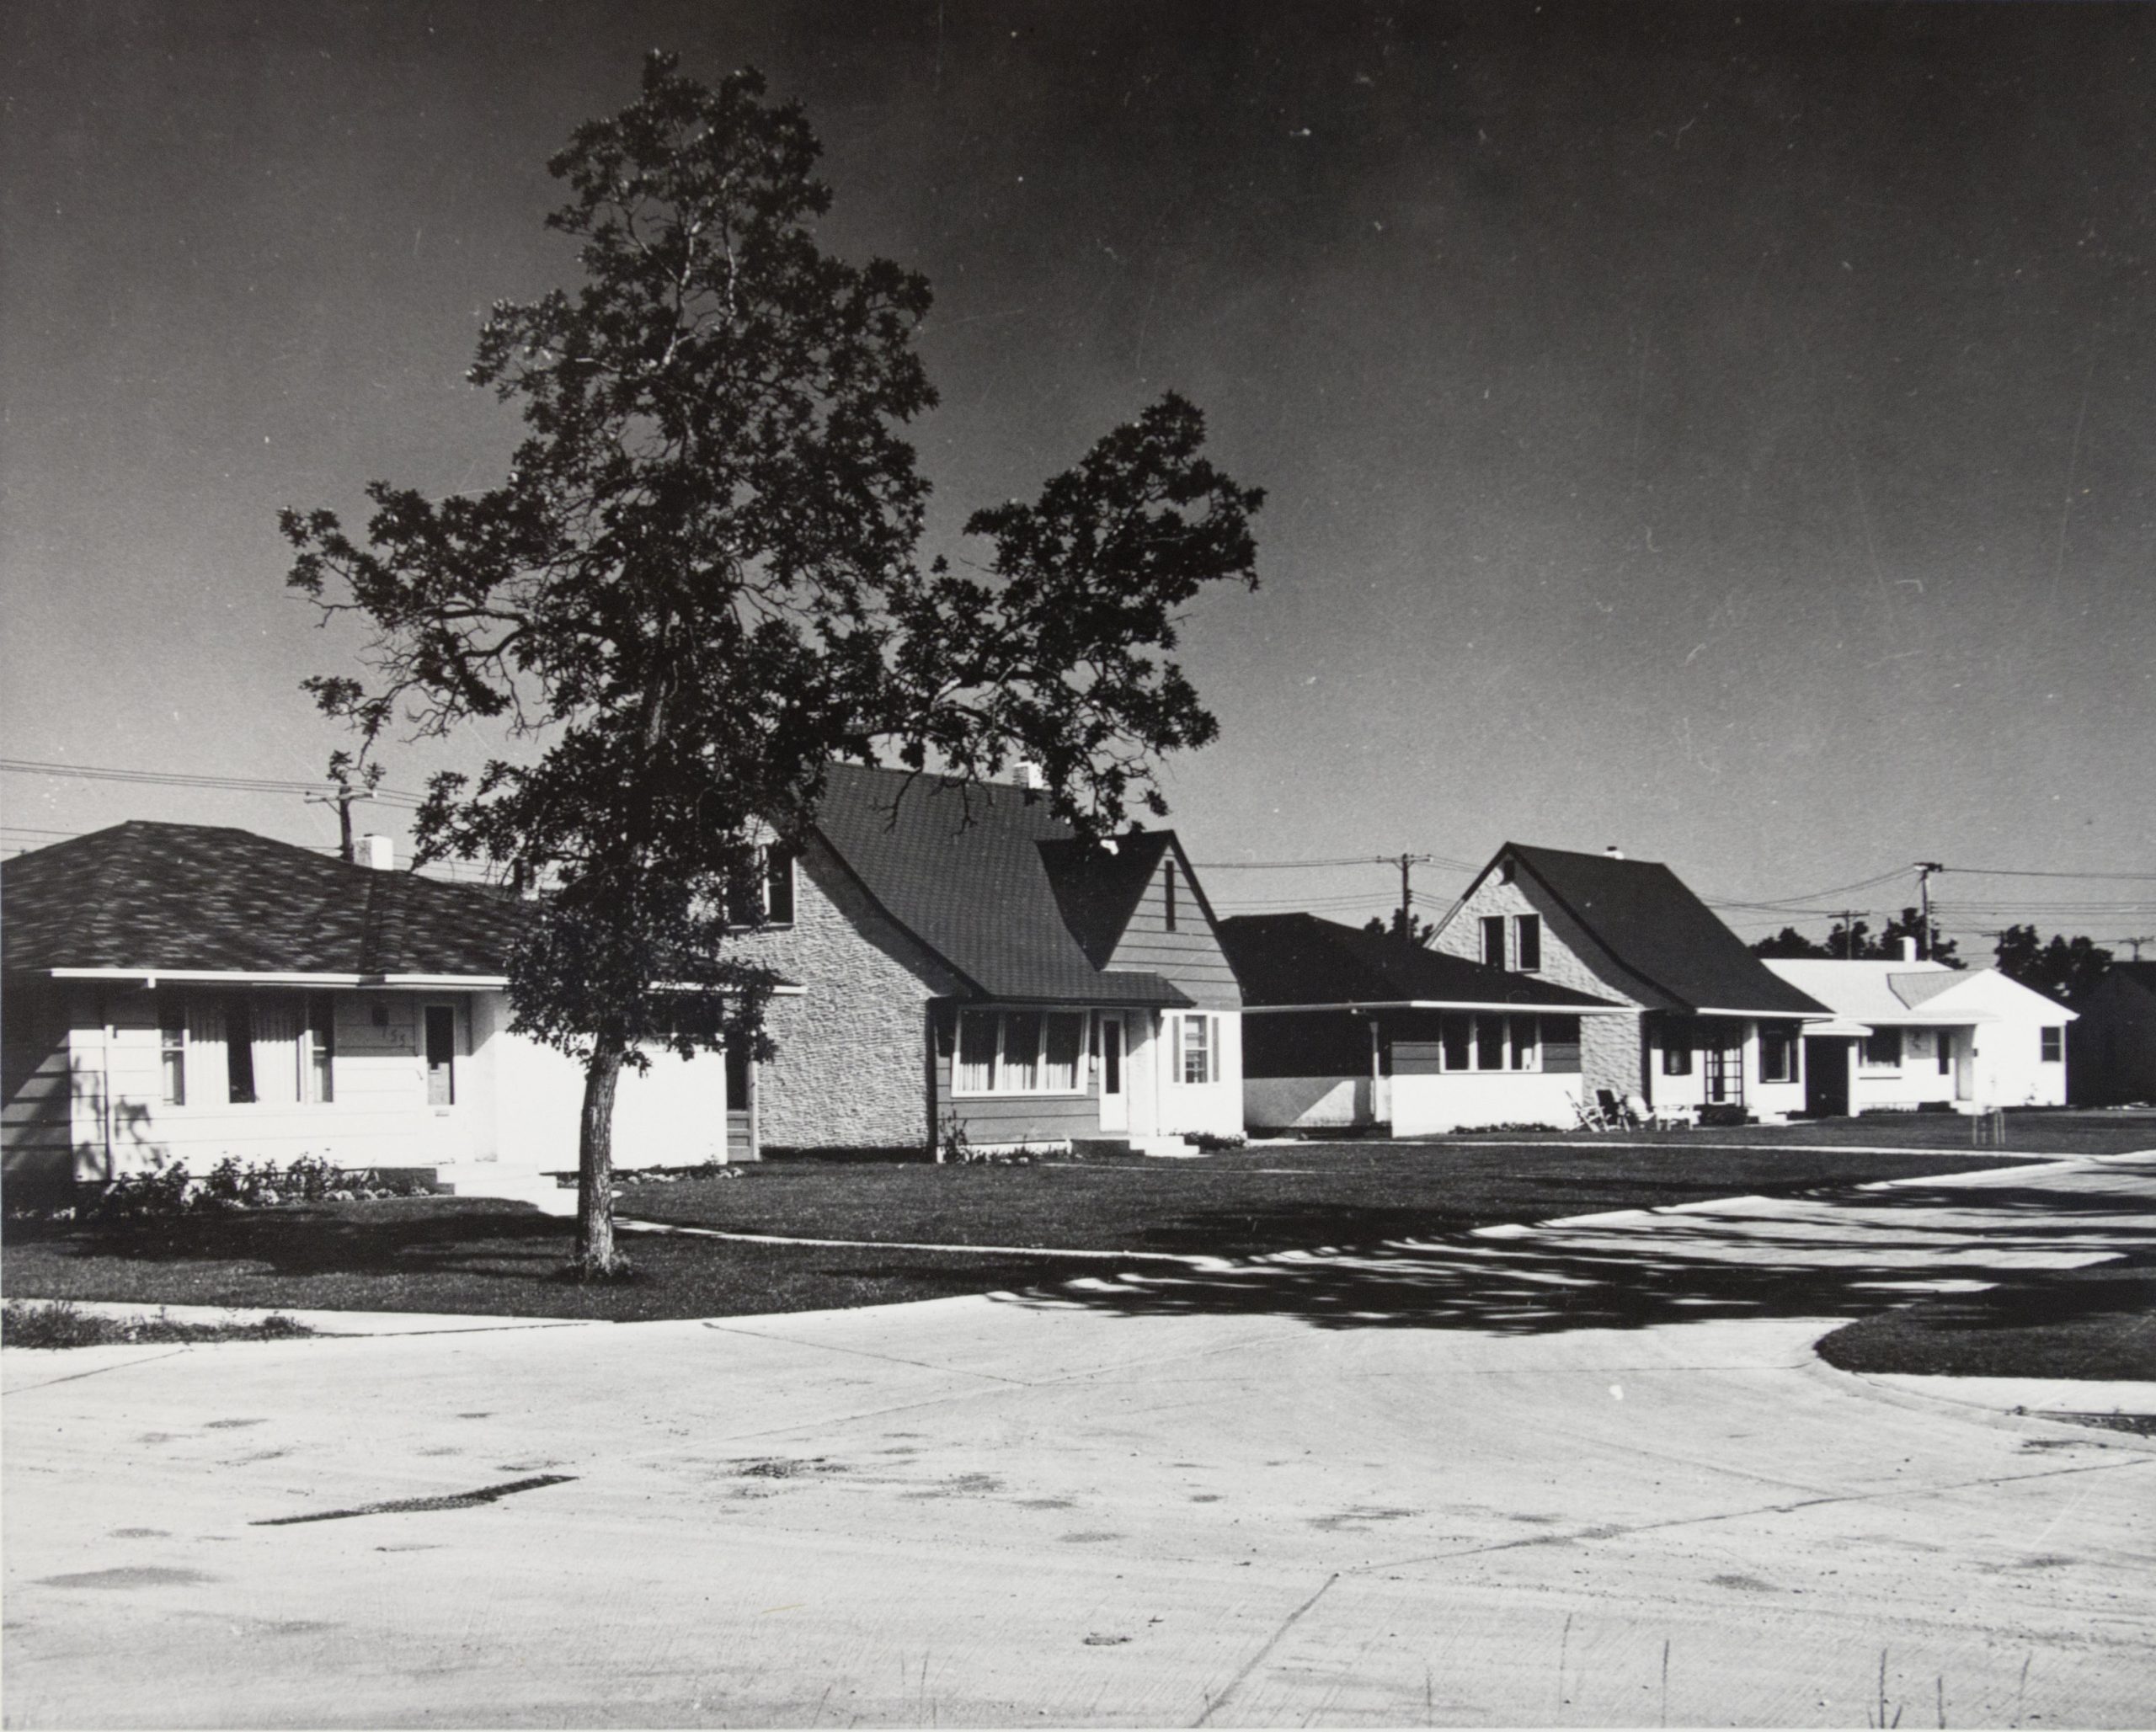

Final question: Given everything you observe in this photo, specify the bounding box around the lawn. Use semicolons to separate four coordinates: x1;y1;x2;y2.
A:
1815;1258;2156;1382
3;1140;2050;1324
1449;1109;2155;1159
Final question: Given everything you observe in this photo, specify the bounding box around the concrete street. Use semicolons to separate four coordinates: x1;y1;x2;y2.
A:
6;1154;2153;1728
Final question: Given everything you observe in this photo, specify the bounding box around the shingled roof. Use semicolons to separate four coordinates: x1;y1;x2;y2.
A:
807;764;1191;1006
1219;912;1617;1012
0;821;522;978
1493;843;1828;1018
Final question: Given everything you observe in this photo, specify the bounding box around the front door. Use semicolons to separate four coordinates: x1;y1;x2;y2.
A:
1098;1015;1128;1132
1805;1037;1851;1116
1700;1018;1745;1109
1953;1033;1975;1103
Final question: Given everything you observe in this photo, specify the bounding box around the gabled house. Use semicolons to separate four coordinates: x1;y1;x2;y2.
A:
2069;962;2156;1106
0;820;643;1192
1761;955;2076;1116
732;763;1242;1156
1432;844;1830;1122
1;765;1242;1189
1219;913;1622;1135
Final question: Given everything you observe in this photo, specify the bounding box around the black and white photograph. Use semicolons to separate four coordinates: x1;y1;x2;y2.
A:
3;2;2153;1724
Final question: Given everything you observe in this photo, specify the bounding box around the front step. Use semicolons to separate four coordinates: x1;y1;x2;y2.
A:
431;1165;578;1217
1129;1134;1203;1159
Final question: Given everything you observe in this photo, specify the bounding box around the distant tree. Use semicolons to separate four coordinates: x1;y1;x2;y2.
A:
285;55;1262;1275
1876;907;1961;968
1750;909;1960;966
1993;925;2112;1005
1750;926;1829;960
1364;909;1436;947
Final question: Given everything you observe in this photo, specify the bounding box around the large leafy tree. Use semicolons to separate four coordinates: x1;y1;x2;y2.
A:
1993;925;2112;1006
285;55;1262;1274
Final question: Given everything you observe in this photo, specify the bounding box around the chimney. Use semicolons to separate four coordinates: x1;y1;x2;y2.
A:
1604;845;1625;861
1901;936;1919;962
356;834;395;871
1010;760;1046;792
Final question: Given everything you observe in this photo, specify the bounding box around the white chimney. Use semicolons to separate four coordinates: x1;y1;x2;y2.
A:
1902;936;1919;962
1604;845;1625;861
356;834;396;871
1011;760;1046;792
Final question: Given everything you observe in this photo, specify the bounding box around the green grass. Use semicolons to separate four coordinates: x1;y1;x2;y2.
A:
1;1298;314;1349
0;1138;2125;1329
1815;1260;2156;1381
1437;1109;2156;1158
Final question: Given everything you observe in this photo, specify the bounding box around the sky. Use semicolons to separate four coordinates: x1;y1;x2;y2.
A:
3;0;2153;951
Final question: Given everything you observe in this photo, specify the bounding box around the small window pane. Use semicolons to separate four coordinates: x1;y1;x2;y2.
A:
1181;1014;1211;1084
763;847;796;925
425;1005;456;1106
957;1011;997;1093
1440;1014;1472;1072
1760;1026;1794;1084
1164;859;1178;933
1509;1015;1538;1071
1481;915;1506;970
225;998;257;1105
1043;1014;1084;1091
1514;915;1541;973
2041;1026;2063;1063
1004;1012;1043;1092
308;994;335;1103
1863;1029;1903;1068
159;1001;186;1107
1475;1015;1505;1071
1662;1021;1693;1077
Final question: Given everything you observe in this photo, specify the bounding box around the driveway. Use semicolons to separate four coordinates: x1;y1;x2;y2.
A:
5;1155;2153;1727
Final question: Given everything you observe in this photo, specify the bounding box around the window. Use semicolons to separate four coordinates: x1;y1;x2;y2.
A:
1164;858;1178;933
763;846;796;925
425;1005;456;1106
1177;1013;1217;1085
1938;1035;1954;1076
1437;1014;1540;1072
1759;1024;1796;1084
1481;915;1506;970
1513;914;1541;973
158;1001;186;1106
1862;1028;1903;1069
1662;1020;1694;1077
953;1010;1090;1095
306;994;335;1104
2041;1026;2063;1063
224;996;257;1105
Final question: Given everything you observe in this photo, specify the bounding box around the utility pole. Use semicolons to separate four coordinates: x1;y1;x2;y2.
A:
2121;935;2154;962
1377;852;1435;943
1914;861;1945;960
1830;909;1865;960
304;760;384;863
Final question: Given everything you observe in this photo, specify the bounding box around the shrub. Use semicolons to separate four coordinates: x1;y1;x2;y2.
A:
2;1299;315;1349
1187;1132;1247;1152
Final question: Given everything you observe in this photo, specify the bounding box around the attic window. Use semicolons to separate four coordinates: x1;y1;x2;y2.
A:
1164;857;1178;933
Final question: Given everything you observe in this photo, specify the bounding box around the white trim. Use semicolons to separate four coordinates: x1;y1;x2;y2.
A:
1241;999;1627;1016
1692;1007;1834;1021
46;967;805;996
951;1007;1091;1099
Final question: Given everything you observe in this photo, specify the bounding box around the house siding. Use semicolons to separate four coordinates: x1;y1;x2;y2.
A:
1436;874;1651;1100
724;838;963;1153
1102;852;1242;1010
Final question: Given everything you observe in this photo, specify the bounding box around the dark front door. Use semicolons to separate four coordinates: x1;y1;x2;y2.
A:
1805;1037;1851;1116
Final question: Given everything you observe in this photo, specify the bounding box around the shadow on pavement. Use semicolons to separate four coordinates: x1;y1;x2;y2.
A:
1017;1179;2156;1337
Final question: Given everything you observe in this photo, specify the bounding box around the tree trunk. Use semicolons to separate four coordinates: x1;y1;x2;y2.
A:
574;1039;627;1276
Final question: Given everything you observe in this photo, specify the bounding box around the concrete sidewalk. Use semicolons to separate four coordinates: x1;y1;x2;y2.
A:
5;1156;2153;1727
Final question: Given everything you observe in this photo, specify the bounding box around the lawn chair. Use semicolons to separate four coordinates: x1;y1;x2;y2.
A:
1573;1093;1616;1133
1597;1088;1642;1131
1626;1093;1689;1132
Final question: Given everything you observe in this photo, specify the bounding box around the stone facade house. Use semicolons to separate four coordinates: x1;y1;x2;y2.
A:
1431;843;1829;1122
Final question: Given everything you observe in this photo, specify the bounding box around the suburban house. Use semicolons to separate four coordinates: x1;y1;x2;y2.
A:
733;763;1242;1157
2068;962;2156;1106
1219;912;1622;1135
1761;953;2076;1116
1430;844;1831;1122
0;765;1241;1189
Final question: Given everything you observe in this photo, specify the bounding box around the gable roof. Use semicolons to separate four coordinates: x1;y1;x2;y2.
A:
0;821;521;979
1763;957;2076;1025
1219;913;1619;1012
808;763;1189;1006
1491;843;1828;1018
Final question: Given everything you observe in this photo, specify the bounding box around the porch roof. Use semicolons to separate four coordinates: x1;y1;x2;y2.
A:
1218;913;1620;1012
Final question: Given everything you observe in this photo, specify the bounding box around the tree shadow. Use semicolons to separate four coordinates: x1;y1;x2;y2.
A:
1016;1179;2156;1336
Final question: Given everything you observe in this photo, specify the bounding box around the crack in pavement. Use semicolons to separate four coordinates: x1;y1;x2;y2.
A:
2;1347;197;1396
1356;1452;2156;1575
1193;1571;1340;1726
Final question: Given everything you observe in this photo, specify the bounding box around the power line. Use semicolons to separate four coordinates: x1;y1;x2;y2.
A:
1937;864;2156;882
0;756;426;808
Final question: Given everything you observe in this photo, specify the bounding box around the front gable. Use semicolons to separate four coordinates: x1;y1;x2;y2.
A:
1434;852;1663;1011
1097;838;1241;1010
